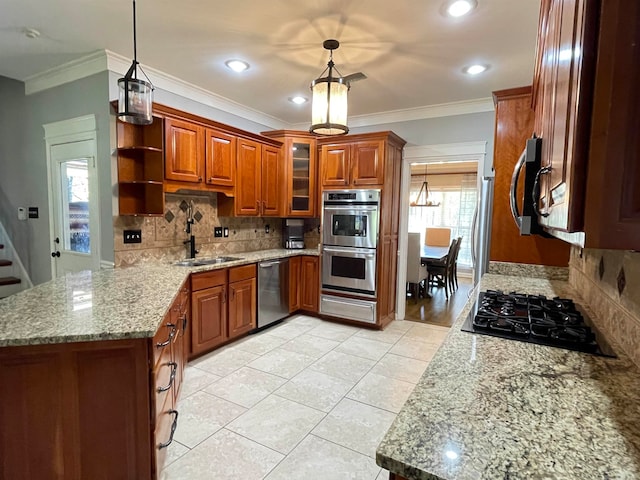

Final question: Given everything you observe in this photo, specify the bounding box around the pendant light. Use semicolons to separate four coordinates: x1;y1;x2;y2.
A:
309;39;349;135
411;171;441;207
118;0;154;125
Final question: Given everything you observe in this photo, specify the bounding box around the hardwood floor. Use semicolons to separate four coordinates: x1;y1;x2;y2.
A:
404;276;473;327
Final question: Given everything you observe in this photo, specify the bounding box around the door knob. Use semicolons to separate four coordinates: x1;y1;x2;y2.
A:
51;251;60;258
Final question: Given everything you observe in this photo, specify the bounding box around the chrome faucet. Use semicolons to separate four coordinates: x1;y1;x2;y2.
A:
183;200;198;259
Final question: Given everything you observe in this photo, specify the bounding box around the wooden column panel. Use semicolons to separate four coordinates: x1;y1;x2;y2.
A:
289;256;301;313
490;87;570;266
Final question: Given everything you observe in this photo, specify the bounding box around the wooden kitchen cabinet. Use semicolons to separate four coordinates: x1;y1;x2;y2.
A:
490;87;570;266
319;138;385;188
288;255;301;312
222;139;282;217
260;130;318;217
0;279;190;479
191;269;227;355
300;255;319;313
205;128;236;188
116;115;164;216
190;265;256;358
164;117;204;184
228;264;257;338
532;0;640;249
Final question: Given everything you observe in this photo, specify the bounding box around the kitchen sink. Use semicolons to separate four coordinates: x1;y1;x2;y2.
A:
173;256;243;267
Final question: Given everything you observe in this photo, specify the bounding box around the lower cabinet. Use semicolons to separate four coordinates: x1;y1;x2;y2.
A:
228;265;257;338
190;264;257;358
300;256;319;313
289;256;302;312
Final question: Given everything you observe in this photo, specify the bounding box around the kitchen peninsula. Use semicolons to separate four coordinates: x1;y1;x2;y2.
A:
0;248;317;479
377;274;640;480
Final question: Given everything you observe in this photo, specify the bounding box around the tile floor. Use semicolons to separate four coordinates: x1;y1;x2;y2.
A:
161;315;450;480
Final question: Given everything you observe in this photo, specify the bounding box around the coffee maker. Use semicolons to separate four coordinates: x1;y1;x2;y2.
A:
283;219;305;249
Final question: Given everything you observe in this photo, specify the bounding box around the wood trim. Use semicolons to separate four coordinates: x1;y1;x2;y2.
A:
492;85;533;105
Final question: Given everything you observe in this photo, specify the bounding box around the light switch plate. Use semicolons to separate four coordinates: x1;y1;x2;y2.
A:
214;227;223;238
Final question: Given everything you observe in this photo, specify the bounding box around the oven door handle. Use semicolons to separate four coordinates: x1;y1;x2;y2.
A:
323;246;375;256
322;205;378;212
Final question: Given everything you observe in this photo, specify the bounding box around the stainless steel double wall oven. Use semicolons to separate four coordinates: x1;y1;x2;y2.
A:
320;189;380;324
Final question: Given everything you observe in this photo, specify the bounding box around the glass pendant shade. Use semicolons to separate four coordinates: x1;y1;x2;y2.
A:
118;63;153;125
117;0;154;125
310;77;349;135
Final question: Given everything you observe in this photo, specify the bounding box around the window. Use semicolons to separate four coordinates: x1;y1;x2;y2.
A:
409;171;477;269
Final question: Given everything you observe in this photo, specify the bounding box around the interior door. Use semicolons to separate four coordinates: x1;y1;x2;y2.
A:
50;141;100;277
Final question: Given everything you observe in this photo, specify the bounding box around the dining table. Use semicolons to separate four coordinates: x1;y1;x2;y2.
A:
420;245;449;263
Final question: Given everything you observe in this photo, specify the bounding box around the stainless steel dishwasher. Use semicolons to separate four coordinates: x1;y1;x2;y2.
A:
257;258;289;328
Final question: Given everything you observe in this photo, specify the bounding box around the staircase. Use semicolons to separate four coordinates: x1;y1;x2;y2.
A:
0;222;32;298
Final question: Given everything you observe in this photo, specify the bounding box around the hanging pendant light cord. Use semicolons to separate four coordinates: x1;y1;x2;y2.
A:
132;0;138;79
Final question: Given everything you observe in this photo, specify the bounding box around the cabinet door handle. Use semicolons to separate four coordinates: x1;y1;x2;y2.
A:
209;177;214;182
156;323;176;348
158;410;179;449
157;362;178;392
231;287;235;301
182;313;188;332
198;176;203;182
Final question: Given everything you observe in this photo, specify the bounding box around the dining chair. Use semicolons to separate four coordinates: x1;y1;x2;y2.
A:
427;237;458;299
406;232;428;303
448;236;462;292
424;227;451;247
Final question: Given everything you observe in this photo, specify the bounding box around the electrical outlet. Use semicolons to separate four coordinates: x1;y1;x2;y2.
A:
28;207;39;219
123;230;142;244
265;224;270;234
223;227;229;237
214;227;223;238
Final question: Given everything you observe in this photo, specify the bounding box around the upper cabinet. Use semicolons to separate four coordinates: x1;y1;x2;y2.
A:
532;0;640;249
116;115;164;216
261;130;318;217
319;139;385;188
219;139;282;217
205;128;236;188
164;117;204;184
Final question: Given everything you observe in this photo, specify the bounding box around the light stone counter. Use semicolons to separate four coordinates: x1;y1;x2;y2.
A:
377;273;640;480
0;249;318;347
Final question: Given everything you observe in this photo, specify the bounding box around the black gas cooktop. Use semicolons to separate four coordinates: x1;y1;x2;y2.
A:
462;290;616;357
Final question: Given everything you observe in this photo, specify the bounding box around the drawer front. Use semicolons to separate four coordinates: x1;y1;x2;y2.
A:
152;318;177;366
191;269;227;291
229;263;256;283
153;346;176;418
154;393;178;477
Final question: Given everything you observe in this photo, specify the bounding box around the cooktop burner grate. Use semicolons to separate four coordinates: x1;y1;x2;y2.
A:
462;290;616;357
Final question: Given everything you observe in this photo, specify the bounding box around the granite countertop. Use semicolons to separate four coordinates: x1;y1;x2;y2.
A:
0;248;319;348
377;273;640;480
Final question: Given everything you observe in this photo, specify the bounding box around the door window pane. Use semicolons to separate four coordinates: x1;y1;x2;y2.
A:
60;159;90;254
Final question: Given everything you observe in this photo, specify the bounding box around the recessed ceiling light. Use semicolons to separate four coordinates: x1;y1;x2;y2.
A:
463;64;488;75
289;96;308;105
446;0;476;17
22;27;40;39
225;59;250;73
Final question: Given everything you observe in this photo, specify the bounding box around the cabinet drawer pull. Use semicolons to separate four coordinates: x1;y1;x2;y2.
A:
209;177;214;182
158;410;179;449
156;323;176;348
157;362;178;392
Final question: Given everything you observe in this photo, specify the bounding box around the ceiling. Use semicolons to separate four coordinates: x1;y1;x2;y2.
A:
0;0;541;126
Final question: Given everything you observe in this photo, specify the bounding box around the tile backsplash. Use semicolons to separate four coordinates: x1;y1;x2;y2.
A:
569;246;640;366
114;193;320;267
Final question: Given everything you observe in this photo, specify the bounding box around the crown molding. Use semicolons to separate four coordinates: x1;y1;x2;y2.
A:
23;49;493;130
104;50;288;129
24;51;108;95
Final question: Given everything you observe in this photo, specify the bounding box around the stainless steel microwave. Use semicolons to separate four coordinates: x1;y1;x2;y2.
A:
322;189;380;249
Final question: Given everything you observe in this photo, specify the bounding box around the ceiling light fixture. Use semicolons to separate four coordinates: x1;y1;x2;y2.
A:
411;170;441;207
464;64;488;75
117;0;154;125
289;96;308;105
446;0;476;17
309;39;349;136
22;27;40;39
225;59;250;73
